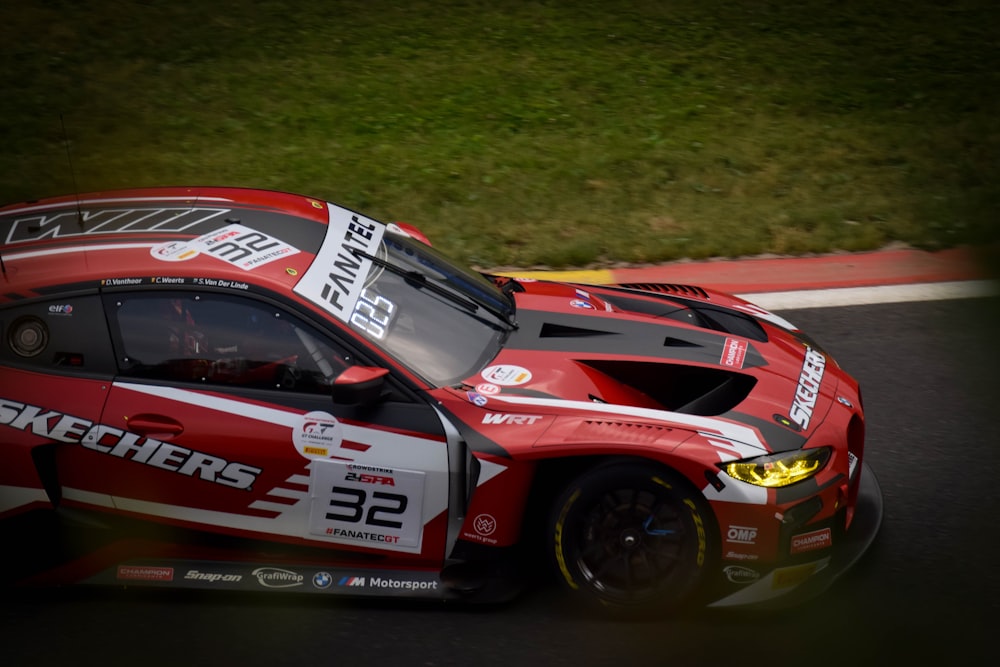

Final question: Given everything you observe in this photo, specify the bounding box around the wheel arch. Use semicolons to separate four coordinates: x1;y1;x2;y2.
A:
519;453;721;562
521;453;723;614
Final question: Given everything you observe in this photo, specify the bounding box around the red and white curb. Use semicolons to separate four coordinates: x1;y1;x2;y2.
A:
501;246;997;309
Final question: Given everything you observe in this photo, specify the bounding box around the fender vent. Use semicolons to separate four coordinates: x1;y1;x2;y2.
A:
617;283;710;299
572;420;668;444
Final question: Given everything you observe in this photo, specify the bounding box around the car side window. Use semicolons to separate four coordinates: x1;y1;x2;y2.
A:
0;294;117;377
108;292;353;393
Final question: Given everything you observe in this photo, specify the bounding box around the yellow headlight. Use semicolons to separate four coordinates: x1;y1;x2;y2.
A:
724;447;831;488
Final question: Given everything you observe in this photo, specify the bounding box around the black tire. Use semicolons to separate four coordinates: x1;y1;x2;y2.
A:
547;460;713;615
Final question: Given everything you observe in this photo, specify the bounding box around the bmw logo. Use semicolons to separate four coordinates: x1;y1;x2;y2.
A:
313;571;333;589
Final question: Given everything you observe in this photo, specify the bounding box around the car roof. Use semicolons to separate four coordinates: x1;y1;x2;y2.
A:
0;186;339;301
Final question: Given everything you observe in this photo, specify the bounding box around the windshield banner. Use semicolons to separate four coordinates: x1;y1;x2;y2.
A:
294;203;386;323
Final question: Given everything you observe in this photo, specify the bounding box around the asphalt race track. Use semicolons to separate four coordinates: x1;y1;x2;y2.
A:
1;294;997;667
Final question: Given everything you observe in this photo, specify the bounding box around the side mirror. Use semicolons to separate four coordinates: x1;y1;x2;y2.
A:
331;365;389;405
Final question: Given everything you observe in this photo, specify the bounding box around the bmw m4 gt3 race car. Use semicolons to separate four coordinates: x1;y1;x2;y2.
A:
0;187;882;613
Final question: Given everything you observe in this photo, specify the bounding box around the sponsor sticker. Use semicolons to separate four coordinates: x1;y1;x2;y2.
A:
481;413;543;425
726;525;758;545
720;337;748;369
467;391;488;407
789;347;826;430
252;567;305;589
475;383;501;395
480;364;532;386
473;513;497;537
569;299;595;309
723;565;760;584
117;565;174;582
293;411;344;460
293;205;386;324
150;223;299;270
0;398;261;490
337;576;367;587
313;572;334;589
368;576;439;592
47;304;74;317
184;569;243;583
790;527;833;554
848;451;859;479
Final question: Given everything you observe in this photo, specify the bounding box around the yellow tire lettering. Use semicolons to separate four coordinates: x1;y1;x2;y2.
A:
683;497;707;567
553;488;581;590
651;476;672;490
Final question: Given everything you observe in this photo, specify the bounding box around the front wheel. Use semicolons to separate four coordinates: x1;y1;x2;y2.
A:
547;461;714;615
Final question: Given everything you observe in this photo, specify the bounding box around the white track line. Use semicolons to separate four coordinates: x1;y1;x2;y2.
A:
738;280;999;310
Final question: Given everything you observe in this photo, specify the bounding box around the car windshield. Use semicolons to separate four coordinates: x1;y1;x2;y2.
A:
338;231;513;386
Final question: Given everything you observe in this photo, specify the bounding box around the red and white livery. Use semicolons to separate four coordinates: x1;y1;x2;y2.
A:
0;187;882;613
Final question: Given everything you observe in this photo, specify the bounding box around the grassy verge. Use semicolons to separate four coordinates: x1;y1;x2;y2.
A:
2;0;997;267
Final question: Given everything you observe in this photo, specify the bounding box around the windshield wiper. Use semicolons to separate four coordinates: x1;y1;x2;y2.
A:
350;248;518;329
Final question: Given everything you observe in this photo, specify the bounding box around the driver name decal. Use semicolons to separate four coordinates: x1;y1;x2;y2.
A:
294;204;386;323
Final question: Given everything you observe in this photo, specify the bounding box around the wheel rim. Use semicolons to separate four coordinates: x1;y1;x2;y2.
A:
573;486;691;603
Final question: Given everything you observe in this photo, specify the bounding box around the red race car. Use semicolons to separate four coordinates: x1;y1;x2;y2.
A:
0;187;881;613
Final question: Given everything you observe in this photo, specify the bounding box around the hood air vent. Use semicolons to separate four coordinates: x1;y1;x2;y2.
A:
599;290;769;343
663;336;702;348
540;323;617;338
582;359;757;416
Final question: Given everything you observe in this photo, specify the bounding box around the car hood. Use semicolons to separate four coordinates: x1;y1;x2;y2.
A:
458;279;841;453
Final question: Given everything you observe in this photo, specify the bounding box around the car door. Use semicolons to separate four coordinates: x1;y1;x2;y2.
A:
0;293;117;518
93;288;453;564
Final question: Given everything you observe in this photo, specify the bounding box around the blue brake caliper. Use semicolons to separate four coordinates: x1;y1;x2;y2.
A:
643;514;675;536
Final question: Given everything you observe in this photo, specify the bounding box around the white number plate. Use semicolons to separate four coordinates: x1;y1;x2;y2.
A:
308;459;425;552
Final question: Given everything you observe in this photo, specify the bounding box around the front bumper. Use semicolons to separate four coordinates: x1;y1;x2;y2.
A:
709;462;884;609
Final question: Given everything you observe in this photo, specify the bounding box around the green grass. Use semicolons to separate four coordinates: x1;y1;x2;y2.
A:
2;0;997;268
